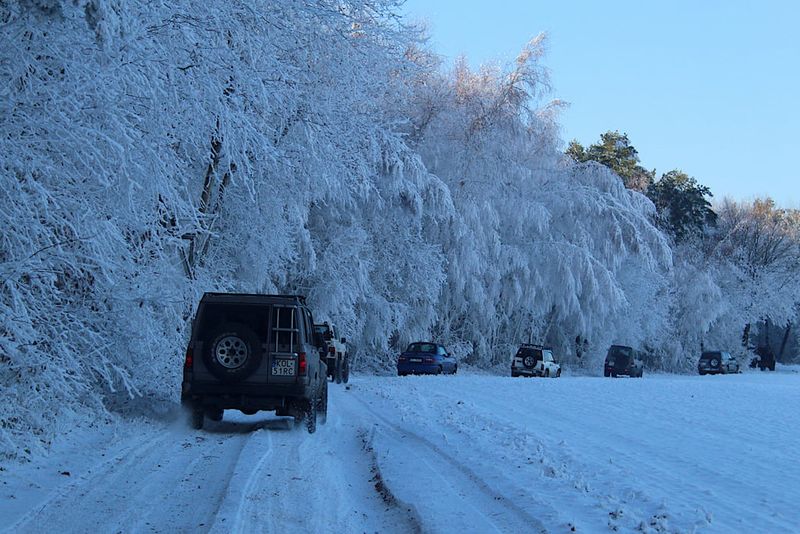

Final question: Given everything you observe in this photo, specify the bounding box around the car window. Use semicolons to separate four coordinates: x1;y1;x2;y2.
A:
608;346;632;359
313;324;327;336
543;351;554;362
408;343;436;353
517;347;543;360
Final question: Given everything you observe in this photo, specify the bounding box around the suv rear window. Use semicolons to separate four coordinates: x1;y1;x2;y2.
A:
607;346;632;361
407;343;436;353
517;347;543;360
701;351;722;359
196;302;270;341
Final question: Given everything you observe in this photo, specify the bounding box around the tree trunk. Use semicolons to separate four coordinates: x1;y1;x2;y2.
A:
778;322;791;361
183;121;226;279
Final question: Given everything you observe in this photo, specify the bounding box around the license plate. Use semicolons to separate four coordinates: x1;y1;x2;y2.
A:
410;358;422;363
272;359;296;376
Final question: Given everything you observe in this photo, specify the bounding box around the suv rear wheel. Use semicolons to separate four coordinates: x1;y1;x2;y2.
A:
334;356;343;384
305;398;317;434
318;380;328;425
191;408;204;430
342;355;350;383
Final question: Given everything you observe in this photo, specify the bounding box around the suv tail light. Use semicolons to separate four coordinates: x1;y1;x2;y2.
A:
184;347;193;369
298;352;307;376
329;346;336;354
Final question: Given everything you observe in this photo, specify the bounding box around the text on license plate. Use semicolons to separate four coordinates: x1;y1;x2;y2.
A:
410;358;423;363
272;359;296;376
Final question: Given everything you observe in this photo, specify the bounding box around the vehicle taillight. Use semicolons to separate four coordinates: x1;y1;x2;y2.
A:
184;347;193;369
399;356;406;362
424;357;435;363
298;352;307;376
329;346;336;354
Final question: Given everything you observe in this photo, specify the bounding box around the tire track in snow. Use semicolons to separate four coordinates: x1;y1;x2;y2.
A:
432;377;796;533
6;419;257;534
347;392;548;533
434;381;722;531
6;428;175;533
208;426;277;534
207;406;423;534
358;426;424;534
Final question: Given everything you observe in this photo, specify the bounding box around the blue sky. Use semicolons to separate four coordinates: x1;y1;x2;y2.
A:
402;0;799;206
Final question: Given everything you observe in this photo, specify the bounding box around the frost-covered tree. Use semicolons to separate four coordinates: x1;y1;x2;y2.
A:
0;0;448;458
5;0;794;462
653;198;800;370
403;37;672;365
712;199;800;348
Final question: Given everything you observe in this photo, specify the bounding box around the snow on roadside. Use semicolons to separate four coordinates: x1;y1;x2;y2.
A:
1;403;419;534
348;372;800;533
2;371;798;533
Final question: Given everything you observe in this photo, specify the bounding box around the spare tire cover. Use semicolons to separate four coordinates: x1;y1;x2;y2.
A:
202;322;262;383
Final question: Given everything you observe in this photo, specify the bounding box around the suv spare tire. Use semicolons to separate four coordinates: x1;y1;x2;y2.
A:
202;322;262;383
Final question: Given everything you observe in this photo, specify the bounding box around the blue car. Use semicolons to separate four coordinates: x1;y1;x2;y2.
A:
397;342;458;376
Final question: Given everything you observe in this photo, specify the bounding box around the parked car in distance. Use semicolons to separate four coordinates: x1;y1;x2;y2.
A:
511;344;561;378
698;351;740;375
397;342;457;376
181;293;328;434
313;322;349;384
604;345;644;377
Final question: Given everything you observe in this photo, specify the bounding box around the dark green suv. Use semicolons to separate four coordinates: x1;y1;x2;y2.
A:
603;345;644;377
181;293;327;433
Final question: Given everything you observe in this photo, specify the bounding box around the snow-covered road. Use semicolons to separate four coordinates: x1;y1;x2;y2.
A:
4;370;799;533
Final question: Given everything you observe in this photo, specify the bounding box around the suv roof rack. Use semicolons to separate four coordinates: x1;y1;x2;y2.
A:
201;292;307;304
520;343;552;350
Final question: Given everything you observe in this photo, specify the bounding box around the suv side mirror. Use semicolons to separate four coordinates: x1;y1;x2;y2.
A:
341;337;347;344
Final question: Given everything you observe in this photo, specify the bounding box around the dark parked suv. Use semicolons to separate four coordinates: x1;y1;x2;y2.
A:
181;293;327;433
604;345;644;377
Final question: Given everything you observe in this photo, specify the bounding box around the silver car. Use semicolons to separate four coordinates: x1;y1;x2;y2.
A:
698;351;739;375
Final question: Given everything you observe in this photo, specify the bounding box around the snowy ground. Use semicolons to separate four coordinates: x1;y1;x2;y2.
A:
3;369;799;533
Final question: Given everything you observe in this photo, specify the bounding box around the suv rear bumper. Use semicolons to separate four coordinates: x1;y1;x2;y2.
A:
397;362;441;375
182;381;312;411
511;367;540;376
604;367;641;377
